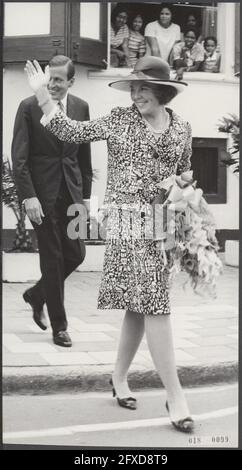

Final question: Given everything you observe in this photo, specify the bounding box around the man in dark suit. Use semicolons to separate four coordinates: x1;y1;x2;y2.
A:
12;55;92;347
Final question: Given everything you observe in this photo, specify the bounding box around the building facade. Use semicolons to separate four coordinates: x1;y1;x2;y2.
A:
3;2;240;253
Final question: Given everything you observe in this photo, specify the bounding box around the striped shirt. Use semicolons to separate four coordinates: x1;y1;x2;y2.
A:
201;50;221;72
111;24;129;48
128;30;146;67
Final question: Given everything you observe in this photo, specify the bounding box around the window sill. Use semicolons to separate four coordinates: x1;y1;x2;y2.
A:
88;67;239;85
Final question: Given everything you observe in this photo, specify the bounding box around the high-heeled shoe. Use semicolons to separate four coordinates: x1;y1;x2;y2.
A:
165;401;194;433
110;378;137;410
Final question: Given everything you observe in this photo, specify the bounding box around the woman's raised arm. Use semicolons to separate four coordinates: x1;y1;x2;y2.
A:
25;60;111;145
25;60;55;116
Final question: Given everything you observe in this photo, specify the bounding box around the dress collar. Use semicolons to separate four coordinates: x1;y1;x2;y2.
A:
131;103;175;151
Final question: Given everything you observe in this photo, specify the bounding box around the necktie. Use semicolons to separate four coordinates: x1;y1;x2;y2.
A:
57;101;65;113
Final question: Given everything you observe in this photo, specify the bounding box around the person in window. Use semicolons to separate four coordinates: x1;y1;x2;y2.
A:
173;28;205;80
144;4;181;64
110;7;131;67
181;13;203;43
200;36;221;73
25;56;195;433
12;55;92;348
127;13;146;68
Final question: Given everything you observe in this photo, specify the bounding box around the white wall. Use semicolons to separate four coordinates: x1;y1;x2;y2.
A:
3;63;239;230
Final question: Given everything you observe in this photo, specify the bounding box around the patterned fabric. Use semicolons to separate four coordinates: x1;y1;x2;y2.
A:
45;104;192;315
128;30;146;67
200;50;221;72
111;24;129;49
173;41;204;66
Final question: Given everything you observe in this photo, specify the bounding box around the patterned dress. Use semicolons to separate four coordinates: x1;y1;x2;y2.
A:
45;104;192;315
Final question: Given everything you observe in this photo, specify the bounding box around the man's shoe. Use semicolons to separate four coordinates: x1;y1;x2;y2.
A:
23;290;47;331
53;331;72;347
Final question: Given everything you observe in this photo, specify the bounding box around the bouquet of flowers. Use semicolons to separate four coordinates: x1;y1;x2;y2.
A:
155;171;223;298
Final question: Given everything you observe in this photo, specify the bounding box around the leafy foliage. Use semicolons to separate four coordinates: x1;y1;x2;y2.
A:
2;157;34;252
218;114;240;173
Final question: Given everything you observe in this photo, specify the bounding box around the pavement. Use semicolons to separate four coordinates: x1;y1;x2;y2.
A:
3;254;238;394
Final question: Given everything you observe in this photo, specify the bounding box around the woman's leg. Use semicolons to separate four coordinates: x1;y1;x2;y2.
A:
145;314;191;421
112;309;145;397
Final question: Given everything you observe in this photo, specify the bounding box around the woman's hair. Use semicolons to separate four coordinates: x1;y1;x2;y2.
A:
111;6;128;25
159;3;173;17
186;13;197;24
49;55;75;80
204;36;218;47
128;13;144;32
184;27;200;41
186;12;202;28
148;83;178;105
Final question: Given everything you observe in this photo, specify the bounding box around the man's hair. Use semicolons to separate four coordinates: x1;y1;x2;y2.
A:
48;55;75;80
148;83;178;105
204;36;218;47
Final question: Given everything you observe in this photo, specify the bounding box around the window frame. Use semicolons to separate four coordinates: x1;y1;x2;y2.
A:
191;137;227;204
70;2;107;67
3;2;66;63
234;2;240;75
3;1;108;67
107;2;238;79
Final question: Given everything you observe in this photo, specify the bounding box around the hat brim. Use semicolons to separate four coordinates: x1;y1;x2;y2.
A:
108;74;187;94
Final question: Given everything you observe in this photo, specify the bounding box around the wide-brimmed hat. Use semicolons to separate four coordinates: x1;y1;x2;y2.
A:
108;56;187;94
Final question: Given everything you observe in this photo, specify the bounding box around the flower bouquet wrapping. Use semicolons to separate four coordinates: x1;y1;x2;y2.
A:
154;171;223;298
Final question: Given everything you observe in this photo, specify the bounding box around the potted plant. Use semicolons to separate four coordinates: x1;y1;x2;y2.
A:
2;156;41;281
218;114;239;266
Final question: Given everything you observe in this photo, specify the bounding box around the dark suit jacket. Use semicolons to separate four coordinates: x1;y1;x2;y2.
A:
12;94;92;214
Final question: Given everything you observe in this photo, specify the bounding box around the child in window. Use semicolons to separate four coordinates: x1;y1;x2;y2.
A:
201;36;221;72
173;28;204;80
128;14;146;68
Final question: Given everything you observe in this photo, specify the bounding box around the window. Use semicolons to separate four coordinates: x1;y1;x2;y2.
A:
71;2;107;66
3;1;107;67
4;3;51;36
191;138;227;204
110;2;218;69
3;2;238;74
3;2;65;63
80;3;101;40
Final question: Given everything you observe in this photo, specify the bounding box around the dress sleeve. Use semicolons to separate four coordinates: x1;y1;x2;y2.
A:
175;24;181;42
177;122;192;174
44;111;112;144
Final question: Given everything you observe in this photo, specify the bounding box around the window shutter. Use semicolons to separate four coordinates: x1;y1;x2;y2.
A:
71;2;107;67
3;3;66;63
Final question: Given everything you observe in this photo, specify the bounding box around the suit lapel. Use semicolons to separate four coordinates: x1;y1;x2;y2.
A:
66;94;77;120
62;95;77;152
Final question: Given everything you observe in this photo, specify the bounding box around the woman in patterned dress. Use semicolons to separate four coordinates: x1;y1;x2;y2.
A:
25;56;194;433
